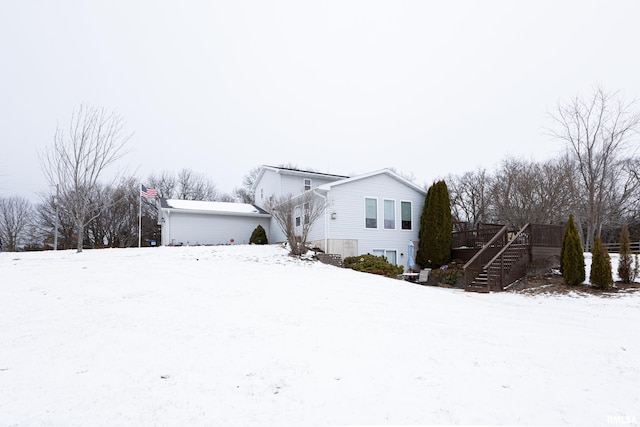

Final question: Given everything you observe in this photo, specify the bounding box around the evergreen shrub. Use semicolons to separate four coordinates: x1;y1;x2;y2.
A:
618;223;634;283
590;236;613;289
343;254;404;277
415;180;452;268
249;224;268;245
561;214;585;285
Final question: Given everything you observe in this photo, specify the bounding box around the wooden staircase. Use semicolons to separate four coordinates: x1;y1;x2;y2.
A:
463;224;534;292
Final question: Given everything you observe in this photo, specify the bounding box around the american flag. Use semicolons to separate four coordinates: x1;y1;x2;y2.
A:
141;185;158;198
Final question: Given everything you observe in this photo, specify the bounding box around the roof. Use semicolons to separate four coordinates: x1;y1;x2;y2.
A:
262;165;349;180
159;198;270;216
252;165;349;192
317;168;427;194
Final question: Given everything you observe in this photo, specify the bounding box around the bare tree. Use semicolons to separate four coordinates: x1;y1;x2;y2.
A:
388;167;416;183
39;104;132;252
148;169;219;201
86;177;143;248
489;156;577;229
447;168;493;225
147;170;177;199
234;166;262;204
176;168;219;200
267;190;326;255
36;190;76;250
548;86;640;250
0;196;33;251
34;192;77;249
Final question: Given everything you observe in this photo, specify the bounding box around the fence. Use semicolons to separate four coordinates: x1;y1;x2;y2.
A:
604;242;640;253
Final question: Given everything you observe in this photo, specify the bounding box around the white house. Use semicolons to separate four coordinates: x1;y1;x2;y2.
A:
253;165;426;270
158;199;271;246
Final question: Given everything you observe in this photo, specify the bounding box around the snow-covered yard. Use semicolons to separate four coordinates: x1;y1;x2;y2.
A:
1;245;638;426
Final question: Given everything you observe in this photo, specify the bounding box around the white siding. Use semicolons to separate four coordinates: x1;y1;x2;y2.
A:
254;170;281;211
311;173;425;268
268;217;287;243
278;174;338;197
254;168;345;211
161;212;271;246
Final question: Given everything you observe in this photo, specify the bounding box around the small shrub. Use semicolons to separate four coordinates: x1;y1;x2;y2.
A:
343;254;404;277
430;262;464;286
590;236;612;289
618;223;634;283
561;214;585;285
249;225;268;245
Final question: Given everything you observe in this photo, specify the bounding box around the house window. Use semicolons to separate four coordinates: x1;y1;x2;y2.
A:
386;250;397;265
303;202;310;224
373;249;397;265
384;199;395;229
401;201;412;230
295;206;301;227
304;178;312;191
365;198;377;228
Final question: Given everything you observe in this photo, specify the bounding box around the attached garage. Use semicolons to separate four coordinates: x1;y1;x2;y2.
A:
158;198;271;246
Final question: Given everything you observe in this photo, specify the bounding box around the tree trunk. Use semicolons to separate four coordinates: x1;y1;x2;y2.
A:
76;221;84;253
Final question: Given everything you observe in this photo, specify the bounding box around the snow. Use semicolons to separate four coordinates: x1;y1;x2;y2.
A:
1;245;638;426
165;199;263;214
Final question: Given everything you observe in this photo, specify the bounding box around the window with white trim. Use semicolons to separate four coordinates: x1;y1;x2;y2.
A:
384;199;395;229
304;178;312;191
365;198;377;228
401;201;412;230
373;249;397;265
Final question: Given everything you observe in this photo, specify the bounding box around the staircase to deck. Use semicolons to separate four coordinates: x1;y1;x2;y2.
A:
454;222;564;293
463;223;541;293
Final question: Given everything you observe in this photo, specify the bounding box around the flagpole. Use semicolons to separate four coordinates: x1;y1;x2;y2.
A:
138;184;142;248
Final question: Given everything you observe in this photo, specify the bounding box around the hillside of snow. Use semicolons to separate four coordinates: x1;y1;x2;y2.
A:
1;245;638;426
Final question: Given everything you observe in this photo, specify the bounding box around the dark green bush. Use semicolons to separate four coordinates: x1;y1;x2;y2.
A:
416;180;452;268
590;236;612;289
561;214;585;285
249;224;268;245
343;254;404;277
618;223;634;284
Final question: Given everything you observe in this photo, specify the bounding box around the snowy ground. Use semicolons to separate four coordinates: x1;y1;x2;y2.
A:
1;245;638;426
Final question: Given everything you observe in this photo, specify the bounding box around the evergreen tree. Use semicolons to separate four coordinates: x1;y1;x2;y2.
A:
590;236;612;289
415;184;433;267
561;214;585;285
249;224;268;245
618;223;634;283
415;180;452;268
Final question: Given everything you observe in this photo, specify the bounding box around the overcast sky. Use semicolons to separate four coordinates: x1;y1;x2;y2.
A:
2;1;640;201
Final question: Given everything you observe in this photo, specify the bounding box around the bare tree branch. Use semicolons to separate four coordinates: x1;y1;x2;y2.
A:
267;190;326;255
39;104;132;252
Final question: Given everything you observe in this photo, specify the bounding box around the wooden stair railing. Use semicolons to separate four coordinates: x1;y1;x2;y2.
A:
465;223;533;292
462;225;508;293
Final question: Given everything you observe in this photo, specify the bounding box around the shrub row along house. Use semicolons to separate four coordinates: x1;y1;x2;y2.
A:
158;165;426;270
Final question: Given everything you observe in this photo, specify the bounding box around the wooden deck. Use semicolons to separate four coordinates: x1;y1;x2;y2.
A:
452;223;564;292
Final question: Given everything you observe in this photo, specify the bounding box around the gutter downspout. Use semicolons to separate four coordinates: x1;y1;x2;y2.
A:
314;190;329;253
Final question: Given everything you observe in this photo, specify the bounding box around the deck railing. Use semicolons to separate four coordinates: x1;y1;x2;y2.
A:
462;225;508;288
452;223;506;250
461;223;565;291
484;224;532;291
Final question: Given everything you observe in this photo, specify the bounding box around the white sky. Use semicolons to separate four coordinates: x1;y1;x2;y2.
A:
2;1;640;200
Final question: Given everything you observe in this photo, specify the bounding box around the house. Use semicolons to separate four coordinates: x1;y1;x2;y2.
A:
158;198;271;246
252;165;426;269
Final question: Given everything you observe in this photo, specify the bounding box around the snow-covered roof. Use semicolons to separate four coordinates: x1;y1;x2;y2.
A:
160;199;270;216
